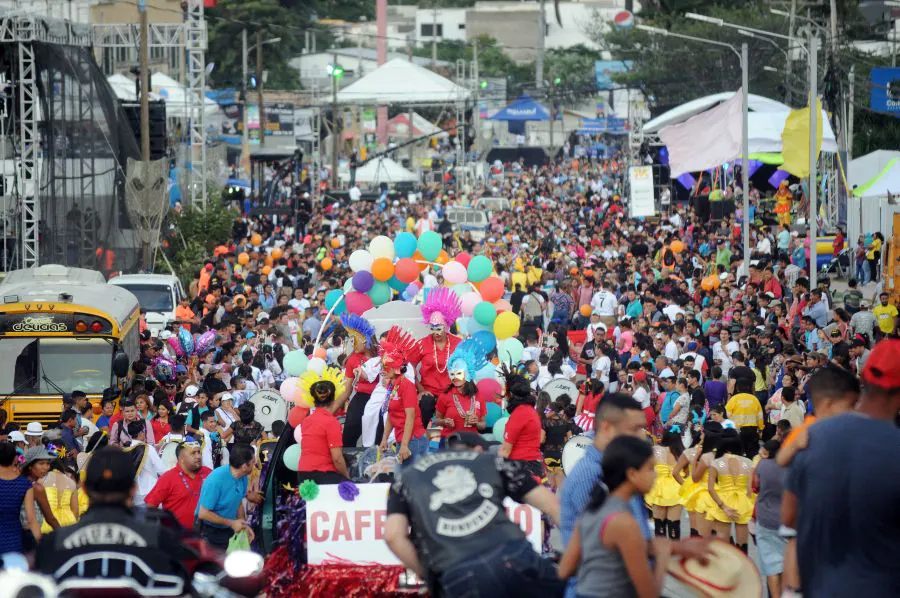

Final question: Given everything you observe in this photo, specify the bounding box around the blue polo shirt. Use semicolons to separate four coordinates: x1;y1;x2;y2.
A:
196;464;247;528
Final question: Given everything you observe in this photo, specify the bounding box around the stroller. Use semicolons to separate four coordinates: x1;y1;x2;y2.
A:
821;247;851;279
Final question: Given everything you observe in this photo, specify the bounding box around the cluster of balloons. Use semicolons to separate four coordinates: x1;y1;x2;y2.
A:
700;274;721;292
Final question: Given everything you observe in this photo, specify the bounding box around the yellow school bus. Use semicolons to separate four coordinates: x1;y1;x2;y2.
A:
0;265;140;426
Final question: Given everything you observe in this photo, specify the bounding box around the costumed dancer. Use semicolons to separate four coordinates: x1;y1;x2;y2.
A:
705;429;755;553
644;428;684;540
413;288;462;428
379;327;429;463
297;366;351;484
774;180;793;227
679;421;723;538
574;379;604;432
339;313;378;447
435;339;488;447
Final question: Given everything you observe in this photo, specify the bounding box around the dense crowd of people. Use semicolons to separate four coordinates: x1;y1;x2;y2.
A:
0;146;897;598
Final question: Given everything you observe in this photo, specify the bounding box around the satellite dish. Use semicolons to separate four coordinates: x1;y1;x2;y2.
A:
542;378;579;403
249;389;288;432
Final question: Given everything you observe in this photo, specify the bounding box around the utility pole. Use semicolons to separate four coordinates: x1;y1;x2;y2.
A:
431;4;438;69
785;0;797;105
139;0;151;270
809;31;818;289
241;29;250;174
408;38;415;163
847;64;855;161
331;52;339;188
548;78;555;154
535;0;545;89
472;38;479;152
257;30;266;147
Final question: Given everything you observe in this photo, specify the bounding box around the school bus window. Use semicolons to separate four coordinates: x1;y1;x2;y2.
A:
0;337;114;395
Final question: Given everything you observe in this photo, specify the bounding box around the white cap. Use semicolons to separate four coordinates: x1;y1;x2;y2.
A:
160;330;174;341
256;312;270;323
8;431;25;443
185;384;199;399
220;392;235;403
25;422;43;437
659;368;676;379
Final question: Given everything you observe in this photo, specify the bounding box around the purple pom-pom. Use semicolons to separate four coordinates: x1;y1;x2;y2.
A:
338;481;359;502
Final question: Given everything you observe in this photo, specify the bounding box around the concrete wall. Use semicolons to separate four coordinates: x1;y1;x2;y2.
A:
466;5;539;63
415;8;468;44
92;0;183;24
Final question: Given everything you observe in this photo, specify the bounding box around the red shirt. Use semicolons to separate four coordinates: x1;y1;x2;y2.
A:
388;376;426;441
436;390;485;438
414;335;461;396
504;405;543;462
298;408;343;473
344;351;377;395
151;418;171;441
582;393;601;414
144;464;212;529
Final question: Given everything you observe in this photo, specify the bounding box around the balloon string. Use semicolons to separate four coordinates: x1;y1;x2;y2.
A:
314;294;346;350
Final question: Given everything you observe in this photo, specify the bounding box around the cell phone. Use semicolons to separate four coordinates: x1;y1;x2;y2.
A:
627;374;634;385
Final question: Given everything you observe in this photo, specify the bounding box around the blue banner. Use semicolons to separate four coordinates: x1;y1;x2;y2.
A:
594;60;632;90
870;67;900;117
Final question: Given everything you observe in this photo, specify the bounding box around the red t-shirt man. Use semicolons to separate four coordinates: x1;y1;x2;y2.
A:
413;335;461;396
435;390;485;438
504;405;543;462
344;351;377;395
387;376;426;441
144;464;212;529
298;408;343;473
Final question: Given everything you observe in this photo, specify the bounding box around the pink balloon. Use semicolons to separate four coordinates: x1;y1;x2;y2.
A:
494;299;512;312
294;425;304;444
344;291;374;315
280;378;300;403
442;261;468;285
476;379;503;404
456;252;472;267
460;291;482;317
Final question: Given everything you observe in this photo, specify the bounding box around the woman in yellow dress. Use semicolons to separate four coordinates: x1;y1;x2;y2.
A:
774;180;793;226
679;422;723;538
40;461;79;533
645;429;684;539
706;429;755;553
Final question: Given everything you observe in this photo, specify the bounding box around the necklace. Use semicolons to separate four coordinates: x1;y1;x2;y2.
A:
177;469;201;498
433;337;450;374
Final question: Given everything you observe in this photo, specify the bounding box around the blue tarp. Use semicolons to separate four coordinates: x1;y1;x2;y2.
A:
577;117;628;135
489;94;558;122
206;89;238;106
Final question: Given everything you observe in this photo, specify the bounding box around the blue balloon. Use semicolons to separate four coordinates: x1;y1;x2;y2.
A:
394;232;418;259
324;289;346;315
492;416;509;440
467;318;490;336
485;402;502;428
473;330;497;353
387;275;408;292
475;363;496;382
178;327;194;355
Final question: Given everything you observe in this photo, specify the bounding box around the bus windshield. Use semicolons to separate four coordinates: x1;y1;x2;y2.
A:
115;284;173;312
0;337;114;395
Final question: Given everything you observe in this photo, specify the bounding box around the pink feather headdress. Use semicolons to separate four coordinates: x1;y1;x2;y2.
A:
420;287;462;327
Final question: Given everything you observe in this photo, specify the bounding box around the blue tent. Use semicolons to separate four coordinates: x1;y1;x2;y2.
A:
489;94;558;122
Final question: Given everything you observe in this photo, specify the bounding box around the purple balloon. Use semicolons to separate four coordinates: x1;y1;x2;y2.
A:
352;270;374;293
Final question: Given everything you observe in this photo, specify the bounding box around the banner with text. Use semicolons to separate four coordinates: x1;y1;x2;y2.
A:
306;483;542;565
629;165;655;218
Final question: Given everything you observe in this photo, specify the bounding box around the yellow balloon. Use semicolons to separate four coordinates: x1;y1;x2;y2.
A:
493;311;521;341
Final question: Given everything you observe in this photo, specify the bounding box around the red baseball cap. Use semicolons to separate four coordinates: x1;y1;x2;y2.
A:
862;339;900;390
633;371;648;383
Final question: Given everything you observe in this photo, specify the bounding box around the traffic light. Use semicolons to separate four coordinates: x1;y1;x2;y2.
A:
247;74;257;89
553;76;562;86
326;64;345;80
479;80;488;90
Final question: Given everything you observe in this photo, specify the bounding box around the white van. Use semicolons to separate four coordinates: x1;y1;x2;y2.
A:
108;273;186;333
445;207;490;241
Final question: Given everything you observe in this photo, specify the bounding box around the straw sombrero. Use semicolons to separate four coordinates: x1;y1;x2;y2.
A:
667;539;762;598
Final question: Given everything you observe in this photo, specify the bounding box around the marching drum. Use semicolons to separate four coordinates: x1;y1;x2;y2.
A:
250;389;288;433
541;379;579;404
561;434;593;475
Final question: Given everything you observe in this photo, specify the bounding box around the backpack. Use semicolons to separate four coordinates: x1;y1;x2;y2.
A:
522;292;544;323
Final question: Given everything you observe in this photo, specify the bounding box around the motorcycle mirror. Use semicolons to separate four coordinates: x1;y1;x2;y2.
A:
223;551;264;578
113;351;130;378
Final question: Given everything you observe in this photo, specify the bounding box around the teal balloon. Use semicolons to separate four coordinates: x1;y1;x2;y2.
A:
324;289;346;315
498;338;524;366
467;318;490;335
475;363;496;381
283;351;309;376
343;278;354;293
473;330;496;353
485;402;502;427
417;230;442;262
451;283;471;298
492;416;509;440
387;275;407;292
283;444;301;471
467;255;493;283
394;232;418;258
473;302;497;326
481;433;496;443
368;281;392;306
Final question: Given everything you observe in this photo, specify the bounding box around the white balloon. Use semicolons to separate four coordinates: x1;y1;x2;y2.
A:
307;357;327;376
368;235;396;260
349;249;374;273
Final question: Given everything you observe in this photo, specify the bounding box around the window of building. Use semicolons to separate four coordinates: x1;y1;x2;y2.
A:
420;23;443;37
458;23;465;30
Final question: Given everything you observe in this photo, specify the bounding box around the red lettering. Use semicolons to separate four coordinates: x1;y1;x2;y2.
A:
333;511;352;542
505;505;533;536
355;510;372;541
374;510;387;540
309;512;329;542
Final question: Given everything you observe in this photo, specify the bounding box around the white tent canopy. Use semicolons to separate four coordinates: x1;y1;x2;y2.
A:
339;157;419;184
851;158;900;200
336;59;470;105
849;150;900;189
386;112;447;137
644;92;791;133
746;110;838;154
107;73;160;102
150;72;221;121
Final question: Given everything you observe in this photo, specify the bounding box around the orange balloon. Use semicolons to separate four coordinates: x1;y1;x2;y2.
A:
250;233;262;246
479;276;504;303
320;257;333;271
701;276;715;291
671;240;685;253
413;250;428;272
394;258;419;284
580;304;592;317
330;238;341;249
371;257;394;281
584;269;594;278
238;252;250;265
436;250;449;265
264;255;274;267
92;403;102;416
271;247;283;260
313;347;327;359
262;265;272;276
494;299;512;312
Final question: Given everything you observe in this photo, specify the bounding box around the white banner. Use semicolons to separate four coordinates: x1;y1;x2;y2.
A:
306;483;542;565
629;166;656;218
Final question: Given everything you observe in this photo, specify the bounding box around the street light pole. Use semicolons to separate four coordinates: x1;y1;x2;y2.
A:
241;29;249;174
809;31;818;287
256;30;266;147
331;54;339;188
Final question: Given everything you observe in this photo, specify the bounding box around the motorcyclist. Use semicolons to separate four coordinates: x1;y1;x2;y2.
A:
34;446;196;590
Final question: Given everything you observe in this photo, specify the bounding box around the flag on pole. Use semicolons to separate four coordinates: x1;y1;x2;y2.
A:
780;97;823;179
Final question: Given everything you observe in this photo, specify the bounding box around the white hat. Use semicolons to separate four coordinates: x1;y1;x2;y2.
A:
8;431;25;443
25;422;43;437
160;330;174;341
256;312;270;323
659;368;676;379
667;539;762;598
185;385;199;399
220;392;235;403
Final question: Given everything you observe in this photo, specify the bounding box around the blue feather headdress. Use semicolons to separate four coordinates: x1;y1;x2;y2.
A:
340;313;376;348
448;338;488;382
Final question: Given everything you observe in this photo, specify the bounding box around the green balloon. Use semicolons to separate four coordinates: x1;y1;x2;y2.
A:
343;278;354;293
368;281;392;306
451;283;471;298
467;255;493;283
417;230;442;262
499;338;524;365
492;416;509;440
473;301;497;326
